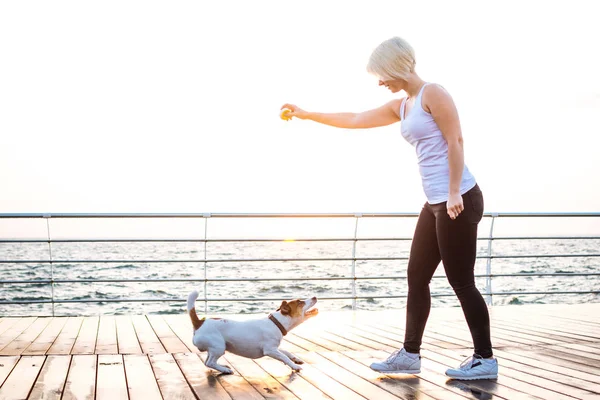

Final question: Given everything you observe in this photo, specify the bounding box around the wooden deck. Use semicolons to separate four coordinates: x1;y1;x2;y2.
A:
0;303;599;399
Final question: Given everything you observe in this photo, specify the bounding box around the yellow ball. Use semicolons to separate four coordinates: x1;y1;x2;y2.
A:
280;108;292;121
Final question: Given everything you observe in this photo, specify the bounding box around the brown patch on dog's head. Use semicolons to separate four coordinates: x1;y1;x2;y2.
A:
277;299;304;317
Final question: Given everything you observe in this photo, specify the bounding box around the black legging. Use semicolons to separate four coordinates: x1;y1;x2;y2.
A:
403;184;493;358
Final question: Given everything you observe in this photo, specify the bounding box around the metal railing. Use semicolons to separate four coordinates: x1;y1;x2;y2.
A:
1;212;599;316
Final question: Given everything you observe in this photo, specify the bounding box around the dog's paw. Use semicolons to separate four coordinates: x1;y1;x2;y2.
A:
291;357;304;364
291;364;303;372
221;367;234;375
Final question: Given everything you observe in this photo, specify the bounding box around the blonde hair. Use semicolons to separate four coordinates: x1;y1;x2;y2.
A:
367;37;416;81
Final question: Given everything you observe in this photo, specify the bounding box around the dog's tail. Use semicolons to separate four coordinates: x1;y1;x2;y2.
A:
187;290;204;331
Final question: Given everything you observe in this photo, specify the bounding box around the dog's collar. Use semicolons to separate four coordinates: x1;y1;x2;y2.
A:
268;314;287;336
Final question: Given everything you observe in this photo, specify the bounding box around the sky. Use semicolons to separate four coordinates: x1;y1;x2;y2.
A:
1;0;599;216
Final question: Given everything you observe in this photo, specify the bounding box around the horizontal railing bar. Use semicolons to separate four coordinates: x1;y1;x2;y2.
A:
0;238;414;243
2;290;599;305
0;295;447;304
490;236;600;240
2;253;599;264
1;257;405;263
2;272;600;285
486;272;600;277
490;254;600;259
0;213;418;219
483;291;600;296
2;212;599;219
2;236;599;244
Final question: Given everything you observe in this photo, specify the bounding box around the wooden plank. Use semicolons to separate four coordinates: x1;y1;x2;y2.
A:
531;346;600;370
321;329;503;400
327;326;402;350
435;348;599;399
61;355;96;400
355;322;470;350
116;316;142;354
0;320;19;338
149;353;196;400
146;315;189;353
0;355;44;400
23;317;68;355
534;310;600;327
385;348;530;400
123;354;163;400
173;352;232;400
254;356;332;400
344;318;568;400
394;320;515;349
131;315;165;354
222;353;299;399
489;323;561;345
276;340;306;355
336;328;531;399
510;347;600;375
492;348;600;387
482;348;600;397
326;350;469;400
0;356;19;388
194;353;265;400
28;355;71;400
354;349;510;400
95;316;118;354
0;318;52;356
315;331;373;351
346;323;482;363
96;354;128;400
429;319;539;348
289;332;353;352
284;334;330;353
162;315;200;353
299;351;405;400
422;348;567;399
47;317;84;355
490;317;600;344
0;318;37;352
274;356;365;400
71;317;99;355
550;342;600;361
321;330;385;351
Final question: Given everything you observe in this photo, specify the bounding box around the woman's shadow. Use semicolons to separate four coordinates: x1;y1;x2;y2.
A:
445;378;499;400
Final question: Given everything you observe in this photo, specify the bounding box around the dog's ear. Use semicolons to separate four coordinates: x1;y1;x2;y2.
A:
278;300;291;315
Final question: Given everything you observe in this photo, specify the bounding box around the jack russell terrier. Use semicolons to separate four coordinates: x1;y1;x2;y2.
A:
187;290;318;374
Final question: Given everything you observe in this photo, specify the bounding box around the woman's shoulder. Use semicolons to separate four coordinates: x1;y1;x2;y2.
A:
423;82;449;96
421;83;454;113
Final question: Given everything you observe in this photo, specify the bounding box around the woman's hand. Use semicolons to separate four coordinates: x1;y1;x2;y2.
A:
280;104;309;120
447;193;464;220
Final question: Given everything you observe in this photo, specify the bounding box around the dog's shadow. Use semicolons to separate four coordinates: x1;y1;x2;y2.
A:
282;371;303;384
205;371;226;384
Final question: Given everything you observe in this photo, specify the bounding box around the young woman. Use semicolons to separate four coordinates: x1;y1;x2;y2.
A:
281;37;498;380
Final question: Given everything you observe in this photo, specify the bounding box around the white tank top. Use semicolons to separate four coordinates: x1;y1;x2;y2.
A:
400;83;476;204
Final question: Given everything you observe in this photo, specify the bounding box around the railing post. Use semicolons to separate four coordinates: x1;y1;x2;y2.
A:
351;214;361;310
203;214;210;315
485;214;497;306
44;214;55;316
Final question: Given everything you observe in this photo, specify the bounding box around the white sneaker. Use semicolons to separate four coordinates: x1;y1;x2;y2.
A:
445;354;498;380
370;349;421;374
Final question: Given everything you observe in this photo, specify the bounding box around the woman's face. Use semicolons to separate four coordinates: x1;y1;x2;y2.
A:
378;78;405;93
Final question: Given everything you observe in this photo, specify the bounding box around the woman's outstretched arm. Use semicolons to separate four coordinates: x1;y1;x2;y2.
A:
280;99;402;129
